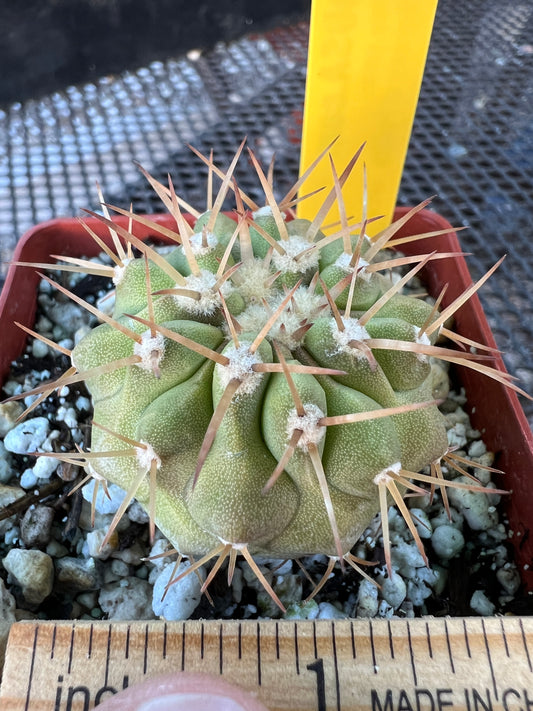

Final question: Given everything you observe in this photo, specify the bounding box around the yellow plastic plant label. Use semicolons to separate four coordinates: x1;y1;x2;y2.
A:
298;0;438;232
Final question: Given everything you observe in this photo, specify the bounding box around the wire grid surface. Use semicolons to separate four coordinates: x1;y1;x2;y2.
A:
0;0;532;425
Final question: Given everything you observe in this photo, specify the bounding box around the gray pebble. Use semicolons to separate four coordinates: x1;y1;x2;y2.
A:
55;557;100;592
356;579;379;618
0;578;16;623
20;505;55;547
0;402;24;438
3;549;54;604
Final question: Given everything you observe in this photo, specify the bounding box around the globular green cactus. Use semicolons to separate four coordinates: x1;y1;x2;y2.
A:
14;142;521;610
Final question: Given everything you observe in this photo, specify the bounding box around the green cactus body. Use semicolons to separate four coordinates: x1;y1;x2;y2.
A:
26;144;516;609
69;166;453;575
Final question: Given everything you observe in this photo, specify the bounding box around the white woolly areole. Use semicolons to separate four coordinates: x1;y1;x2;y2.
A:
218;538;247;550
174;269;232;316
373;461;402;486
133;330;166;372
233;259;273;303
237;287;323;350
112;258;133;286
267;287;324;350
330;317;371;354
135;441;162;471
217;343;263;396
189;230;218;256
87;462;106;482
286;403;326;452
253;206;274;219
271;235;319;274
334;252;371;281
413;326;431;363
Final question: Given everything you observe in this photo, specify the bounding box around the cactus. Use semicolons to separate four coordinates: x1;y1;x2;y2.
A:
11;141;524;612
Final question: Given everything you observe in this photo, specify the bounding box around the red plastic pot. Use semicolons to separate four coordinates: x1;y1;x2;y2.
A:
1;209;533;590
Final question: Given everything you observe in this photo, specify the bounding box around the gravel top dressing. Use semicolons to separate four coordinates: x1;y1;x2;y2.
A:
0;259;528;626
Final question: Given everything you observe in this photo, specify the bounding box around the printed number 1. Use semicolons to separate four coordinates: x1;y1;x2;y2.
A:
307;658;326;711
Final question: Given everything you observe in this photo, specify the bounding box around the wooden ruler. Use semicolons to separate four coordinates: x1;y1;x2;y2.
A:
1;617;533;710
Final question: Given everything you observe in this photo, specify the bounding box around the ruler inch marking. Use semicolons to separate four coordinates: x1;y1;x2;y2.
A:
7;617;533;711
294;622;300;675
181;621;186;671
499;618;510;658
143;624;149;674
444;619;455;673
125;624;130;659
256;622;262;686
88;623;94;659
331;621;341;711
219;624;223;675
50;624;57;660
350;620;356;659
481;618;498;700
425;621;433;659
520;618;533;672
23;624;39;711
67;625;75;675
462;618;472;658
387;620;395;659
406;620;418;687
104;625;112;686
369;620;378;673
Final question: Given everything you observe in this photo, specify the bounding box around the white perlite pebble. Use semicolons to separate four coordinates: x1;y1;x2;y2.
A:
447;481;499;531
470;589;496;616
32;455;60;480
0;442;12;484
152;563;205;620
447;422;468;449
2;549;54;604
152;562;204;621
32;339;49;358
86;529;118;560
147;539;174;570
380;574;407;609
317;602;346;619
431;524;465;560
409;508;433;540
496;566;521;596
20;469;38;490
82;480;127;515
3;417;50;454
99;577;155;620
